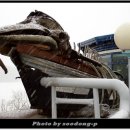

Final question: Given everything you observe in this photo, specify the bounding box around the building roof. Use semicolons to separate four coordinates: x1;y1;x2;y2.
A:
79;34;118;52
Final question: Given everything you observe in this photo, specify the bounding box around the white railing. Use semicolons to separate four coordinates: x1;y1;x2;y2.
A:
40;78;130;119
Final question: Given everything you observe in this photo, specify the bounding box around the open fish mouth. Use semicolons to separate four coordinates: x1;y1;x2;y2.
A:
0;10;70;55
0;23;58;54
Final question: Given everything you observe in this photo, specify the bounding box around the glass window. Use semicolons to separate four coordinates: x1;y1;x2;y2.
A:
112;53;128;85
101;54;112;68
101;52;128;85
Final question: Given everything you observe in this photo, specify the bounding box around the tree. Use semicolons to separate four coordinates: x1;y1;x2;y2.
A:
10;91;30;111
0;99;7;112
0;91;30;112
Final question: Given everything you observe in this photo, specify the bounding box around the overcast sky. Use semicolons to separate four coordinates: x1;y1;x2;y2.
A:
0;3;130;102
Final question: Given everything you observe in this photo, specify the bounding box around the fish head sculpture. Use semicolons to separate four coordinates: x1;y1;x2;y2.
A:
0;10;73;112
0;11;120;116
0;10;71;56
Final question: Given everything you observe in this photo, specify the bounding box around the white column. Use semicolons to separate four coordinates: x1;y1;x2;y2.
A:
93;88;100;118
51;86;57;118
128;57;130;117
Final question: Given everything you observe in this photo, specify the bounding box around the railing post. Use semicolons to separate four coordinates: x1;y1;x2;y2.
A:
51;86;57;118
128;57;130;116
93;88;100;118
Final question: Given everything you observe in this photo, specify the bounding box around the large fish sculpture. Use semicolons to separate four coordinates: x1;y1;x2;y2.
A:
0;10;119;117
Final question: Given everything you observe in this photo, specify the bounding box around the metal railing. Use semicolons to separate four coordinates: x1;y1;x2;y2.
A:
40;78;130;118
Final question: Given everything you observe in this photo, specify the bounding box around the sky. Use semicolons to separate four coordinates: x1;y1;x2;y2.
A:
0;3;130;103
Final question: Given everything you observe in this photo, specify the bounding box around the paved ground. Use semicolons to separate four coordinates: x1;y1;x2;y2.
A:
0;109;47;119
0;108;128;119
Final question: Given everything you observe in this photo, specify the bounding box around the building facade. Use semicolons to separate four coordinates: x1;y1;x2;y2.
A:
78;34;128;85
